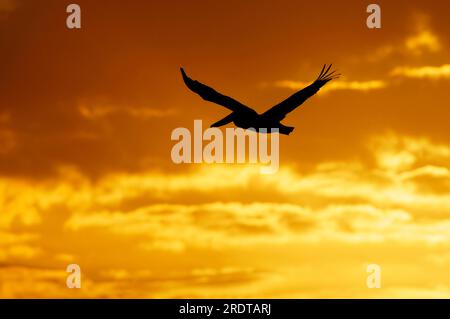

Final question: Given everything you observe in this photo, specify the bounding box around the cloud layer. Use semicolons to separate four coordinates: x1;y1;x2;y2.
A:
2;132;450;297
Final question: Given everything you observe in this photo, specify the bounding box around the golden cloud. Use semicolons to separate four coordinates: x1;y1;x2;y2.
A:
273;80;386;93
405;30;441;54
0;232;40;262
78;104;176;120
365;18;442;63
2;132;450;297
391;64;450;79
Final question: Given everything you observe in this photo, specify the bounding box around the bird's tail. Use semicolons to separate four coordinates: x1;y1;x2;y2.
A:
278;126;294;135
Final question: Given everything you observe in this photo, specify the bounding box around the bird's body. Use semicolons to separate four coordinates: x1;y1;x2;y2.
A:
180;65;339;135
225;110;294;135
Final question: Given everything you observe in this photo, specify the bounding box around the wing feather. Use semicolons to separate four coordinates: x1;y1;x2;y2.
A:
180;68;252;112
262;64;340;121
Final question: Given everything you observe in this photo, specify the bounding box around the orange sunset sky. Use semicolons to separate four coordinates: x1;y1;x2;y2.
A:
1;0;450;298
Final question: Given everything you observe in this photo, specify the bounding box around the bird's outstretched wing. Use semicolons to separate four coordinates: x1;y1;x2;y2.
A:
180;67;253;112
262;64;340;121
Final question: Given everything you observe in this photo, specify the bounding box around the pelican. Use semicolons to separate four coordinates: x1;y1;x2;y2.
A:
180;64;339;135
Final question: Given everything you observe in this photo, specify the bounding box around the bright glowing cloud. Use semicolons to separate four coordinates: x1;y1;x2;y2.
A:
365;21;441;62
405;29;441;54
274;80;386;93
78;104;176;119
391;64;450;79
1;132;450;297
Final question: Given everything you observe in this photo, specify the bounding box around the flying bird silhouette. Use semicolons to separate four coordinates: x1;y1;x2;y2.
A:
180;64;340;135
